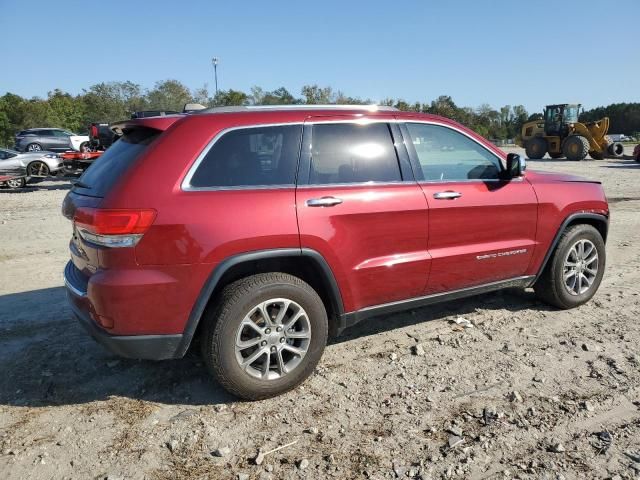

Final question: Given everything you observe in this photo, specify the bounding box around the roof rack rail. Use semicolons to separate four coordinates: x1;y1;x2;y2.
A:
198;104;398;114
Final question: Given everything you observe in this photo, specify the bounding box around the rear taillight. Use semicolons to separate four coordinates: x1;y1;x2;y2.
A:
73;207;156;248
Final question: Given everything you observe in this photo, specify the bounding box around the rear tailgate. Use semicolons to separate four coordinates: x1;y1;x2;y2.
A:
62;116;181;278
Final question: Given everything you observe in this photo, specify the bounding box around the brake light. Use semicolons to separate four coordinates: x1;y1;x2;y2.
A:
73;207;156;248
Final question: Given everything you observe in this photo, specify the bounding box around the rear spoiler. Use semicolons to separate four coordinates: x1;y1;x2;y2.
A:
111;116;183;135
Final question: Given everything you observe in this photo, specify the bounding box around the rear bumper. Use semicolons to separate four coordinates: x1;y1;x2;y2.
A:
64;261;183;360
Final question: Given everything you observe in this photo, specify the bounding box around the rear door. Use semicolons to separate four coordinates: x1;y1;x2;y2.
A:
401;121;538;294
295;116;430;312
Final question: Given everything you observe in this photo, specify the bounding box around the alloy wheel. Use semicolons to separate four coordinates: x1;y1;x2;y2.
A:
563;239;598;295
234;298;311;380
28;162;49;177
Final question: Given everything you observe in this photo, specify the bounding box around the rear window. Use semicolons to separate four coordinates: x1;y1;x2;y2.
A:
73;127;159;197
188;125;301;188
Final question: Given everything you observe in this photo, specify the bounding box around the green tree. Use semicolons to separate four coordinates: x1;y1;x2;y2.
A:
146;79;192;111
213;89;249;106
301;84;335;104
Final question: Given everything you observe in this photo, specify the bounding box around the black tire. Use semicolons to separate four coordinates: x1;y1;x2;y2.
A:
562;136;590;161
607;142;624;158
525;137;547;159
590;150;604;160
534;224;606;309
549;152;564;159
79;141;90;153
26;143;42;152
201;273;328;400
27;161;50;177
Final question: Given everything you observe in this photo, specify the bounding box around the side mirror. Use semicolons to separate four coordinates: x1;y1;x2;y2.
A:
506;153;526;178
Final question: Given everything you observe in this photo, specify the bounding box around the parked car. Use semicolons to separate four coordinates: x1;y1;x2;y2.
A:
15;128;90;153
88;123;118;151
62;105;609;400
0;148;63;177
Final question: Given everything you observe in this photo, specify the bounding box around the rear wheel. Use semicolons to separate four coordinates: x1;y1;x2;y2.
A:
525;137;547;159
79;141;90;153
27;161;50;177
26;143;42;152
607;142;624;158
201;273;328;400
535;224;605;309
563;136;590;161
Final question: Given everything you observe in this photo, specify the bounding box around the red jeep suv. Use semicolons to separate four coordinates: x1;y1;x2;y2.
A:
62;105;609;399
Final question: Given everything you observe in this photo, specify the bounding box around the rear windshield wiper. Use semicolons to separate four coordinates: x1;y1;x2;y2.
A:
72;180;91;189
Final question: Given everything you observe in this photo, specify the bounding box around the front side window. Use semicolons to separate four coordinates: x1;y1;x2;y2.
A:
405;123;502;181
189;125;302;188
309;123;401;184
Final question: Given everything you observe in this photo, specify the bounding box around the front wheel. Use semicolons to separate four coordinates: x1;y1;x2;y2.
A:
201;273;328;400
563;136;590;161
27;161;50;177
534;224;605;309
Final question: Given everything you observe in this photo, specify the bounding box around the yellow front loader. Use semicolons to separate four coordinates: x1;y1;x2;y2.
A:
520;104;624;161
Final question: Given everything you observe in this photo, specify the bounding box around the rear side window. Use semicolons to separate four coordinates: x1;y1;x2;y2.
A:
309;123;401;184
189;125;302;188
74;127;159;197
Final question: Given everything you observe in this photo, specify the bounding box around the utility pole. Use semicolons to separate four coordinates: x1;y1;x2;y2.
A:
212;57;219;98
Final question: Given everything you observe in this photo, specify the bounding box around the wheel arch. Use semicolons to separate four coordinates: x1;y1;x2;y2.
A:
175;248;344;357
533;212;609;282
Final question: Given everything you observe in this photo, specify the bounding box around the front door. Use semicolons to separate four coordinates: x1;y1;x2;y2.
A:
400;121;538;294
295;116;430;313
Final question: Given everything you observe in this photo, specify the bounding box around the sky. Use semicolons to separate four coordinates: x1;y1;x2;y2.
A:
1;0;638;114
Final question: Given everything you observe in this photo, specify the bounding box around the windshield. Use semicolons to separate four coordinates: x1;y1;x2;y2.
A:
73;128;159;197
564;106;579;123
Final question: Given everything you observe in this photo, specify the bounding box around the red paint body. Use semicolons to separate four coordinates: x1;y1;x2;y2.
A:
62;109;609;342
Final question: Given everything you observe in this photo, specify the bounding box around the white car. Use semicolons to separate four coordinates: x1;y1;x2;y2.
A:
0;148;64;178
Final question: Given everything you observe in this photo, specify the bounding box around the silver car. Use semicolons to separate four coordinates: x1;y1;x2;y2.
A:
0;148;64;177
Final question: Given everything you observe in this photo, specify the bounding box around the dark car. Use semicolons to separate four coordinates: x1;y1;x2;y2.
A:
15;128;90;153
62;105;609;400
88;123;118;151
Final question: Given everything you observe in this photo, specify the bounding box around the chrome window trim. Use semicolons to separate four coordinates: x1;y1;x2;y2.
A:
181;118;512;191
181;122;303;192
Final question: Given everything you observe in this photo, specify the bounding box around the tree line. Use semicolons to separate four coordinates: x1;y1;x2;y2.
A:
1;79;638;147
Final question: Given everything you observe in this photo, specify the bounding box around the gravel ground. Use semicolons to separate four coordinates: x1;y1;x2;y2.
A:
1;147;639;480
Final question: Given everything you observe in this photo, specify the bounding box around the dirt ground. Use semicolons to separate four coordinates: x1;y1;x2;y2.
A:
1;146;639;480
